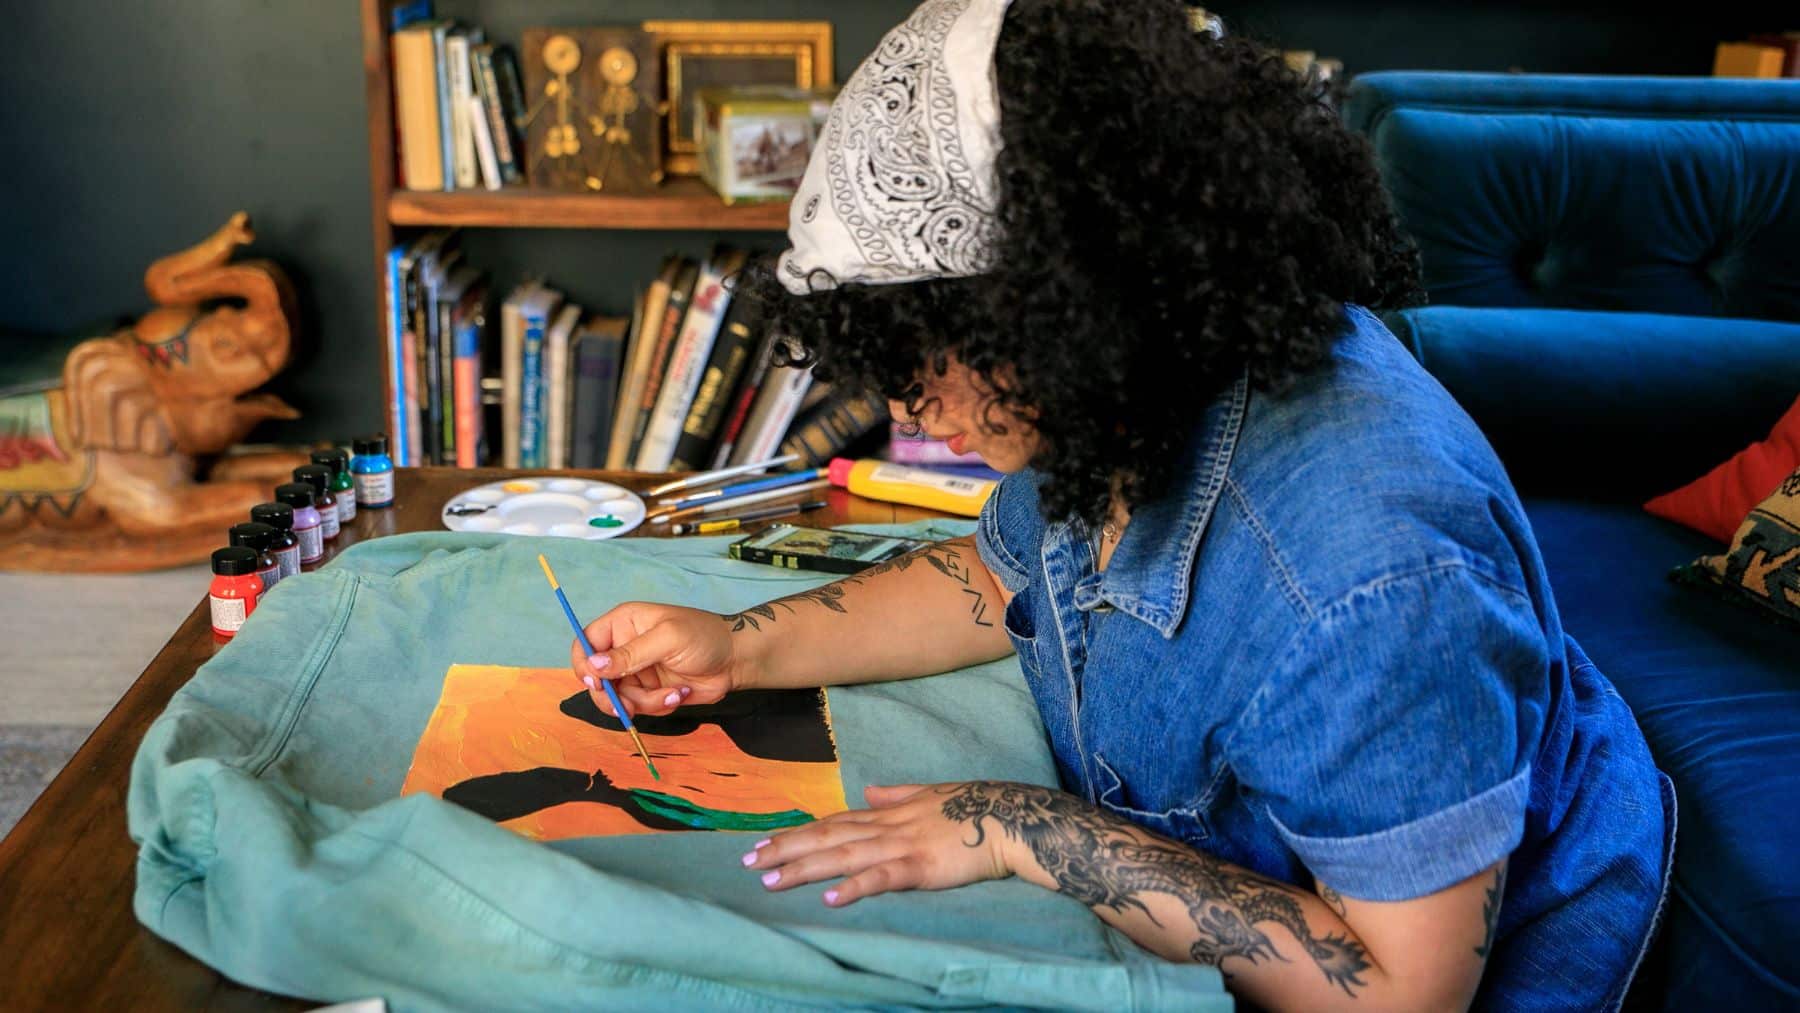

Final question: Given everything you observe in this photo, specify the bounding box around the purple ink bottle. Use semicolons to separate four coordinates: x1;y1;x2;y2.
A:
275;483;325;565
293;465;341;542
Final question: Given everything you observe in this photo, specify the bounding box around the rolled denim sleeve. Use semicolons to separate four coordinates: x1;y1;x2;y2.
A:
975;471;1038;594
1230;563;1548;901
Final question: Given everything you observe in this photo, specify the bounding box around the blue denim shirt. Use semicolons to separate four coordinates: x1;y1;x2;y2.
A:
976;306;1675;1011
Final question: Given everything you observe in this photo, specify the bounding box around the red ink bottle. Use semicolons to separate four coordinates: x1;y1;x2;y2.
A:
209;546;264;640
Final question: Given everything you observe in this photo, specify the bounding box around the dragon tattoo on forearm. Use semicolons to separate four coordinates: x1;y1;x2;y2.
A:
939;781;1373;997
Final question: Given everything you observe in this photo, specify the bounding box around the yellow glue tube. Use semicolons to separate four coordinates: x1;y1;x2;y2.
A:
828;457;996;517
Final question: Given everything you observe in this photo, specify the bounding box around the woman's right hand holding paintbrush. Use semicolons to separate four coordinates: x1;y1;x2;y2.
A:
570;603;746;718
570;536;1016;718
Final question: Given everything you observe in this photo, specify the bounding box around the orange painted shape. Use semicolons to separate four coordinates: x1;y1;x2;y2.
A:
402;664;848;841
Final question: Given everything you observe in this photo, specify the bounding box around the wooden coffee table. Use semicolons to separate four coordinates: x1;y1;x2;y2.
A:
0;468;947;1010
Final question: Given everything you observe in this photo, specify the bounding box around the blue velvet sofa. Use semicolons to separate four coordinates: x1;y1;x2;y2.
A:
1344;73;1800;1009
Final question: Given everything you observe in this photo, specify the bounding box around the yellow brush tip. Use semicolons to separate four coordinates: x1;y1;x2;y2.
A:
537;553;558;589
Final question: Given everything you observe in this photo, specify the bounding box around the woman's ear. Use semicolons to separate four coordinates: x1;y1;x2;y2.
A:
62;336;174;455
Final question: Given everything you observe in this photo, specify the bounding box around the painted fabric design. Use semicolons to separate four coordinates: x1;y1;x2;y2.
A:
776;0;1013;293
403;664;848;840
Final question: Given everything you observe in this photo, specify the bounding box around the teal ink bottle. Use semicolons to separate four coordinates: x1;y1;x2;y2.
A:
351;434;396;508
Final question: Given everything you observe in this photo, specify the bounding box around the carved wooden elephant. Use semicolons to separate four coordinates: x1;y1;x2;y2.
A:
0;213;309;572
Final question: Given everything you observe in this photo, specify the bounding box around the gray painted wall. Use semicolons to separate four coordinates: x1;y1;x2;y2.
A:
0;1;1768;442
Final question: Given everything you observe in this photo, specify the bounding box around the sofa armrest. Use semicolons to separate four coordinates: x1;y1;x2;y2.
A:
1388;306;1800;500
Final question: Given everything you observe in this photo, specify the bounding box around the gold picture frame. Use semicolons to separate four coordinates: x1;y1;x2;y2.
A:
643;20;834;176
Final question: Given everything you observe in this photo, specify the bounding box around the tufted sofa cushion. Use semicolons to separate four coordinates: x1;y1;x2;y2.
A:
1344;74;1800;322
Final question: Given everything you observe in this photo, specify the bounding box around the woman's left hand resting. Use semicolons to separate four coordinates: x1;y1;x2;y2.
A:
742;782;1009;907
745;778;1503;1013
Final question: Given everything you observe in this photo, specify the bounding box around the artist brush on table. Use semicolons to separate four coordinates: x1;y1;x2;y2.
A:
536;554;660;780
653;466;828;511
670;499;828;535
644;453;800;498
650;478;832;526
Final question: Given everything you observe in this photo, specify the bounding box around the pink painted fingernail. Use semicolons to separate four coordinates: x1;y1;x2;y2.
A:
753;838;771;850
589;654;611;672
823;889;840;905
679;686;693;699
583;675;598;691
664;690;682;707
741;852;758;867
761;870;781;888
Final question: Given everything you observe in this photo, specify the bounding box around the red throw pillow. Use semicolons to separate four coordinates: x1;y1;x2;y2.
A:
1645;394;1800;542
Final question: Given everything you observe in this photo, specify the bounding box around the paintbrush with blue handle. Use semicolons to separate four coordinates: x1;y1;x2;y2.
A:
537;553;659;780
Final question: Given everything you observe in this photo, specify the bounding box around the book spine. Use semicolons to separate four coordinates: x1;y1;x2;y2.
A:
471;46;522;184
431;24;456;192
391;29;444;191
545;308;577;470
446;33;477;189
571;329;625;469
781;391;889;467
421;286;444;466
607;278;668;470
736;367;814;466
500;290;523;469
391;0;434;30
437;297;457;463
492;47;529;175
670;315;756;471
467;96;502;190
520;310;546;469
628;280;692;463
709;331;778;468
384;247;409;465
637;268;732;471
453;314;482;467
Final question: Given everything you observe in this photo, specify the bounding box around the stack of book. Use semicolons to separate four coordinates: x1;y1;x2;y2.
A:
382;237;892;472
391;10;528;192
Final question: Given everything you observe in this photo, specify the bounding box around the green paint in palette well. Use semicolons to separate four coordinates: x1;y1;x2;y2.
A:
627;788;814;832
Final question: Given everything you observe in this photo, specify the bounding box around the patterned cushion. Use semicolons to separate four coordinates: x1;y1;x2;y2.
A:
1677;466;1800;629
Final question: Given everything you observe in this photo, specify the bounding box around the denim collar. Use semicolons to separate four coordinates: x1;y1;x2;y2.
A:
1068;371;1250;638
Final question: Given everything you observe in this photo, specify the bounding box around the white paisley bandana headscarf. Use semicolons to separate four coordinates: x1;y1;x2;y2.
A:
776;0;1014;295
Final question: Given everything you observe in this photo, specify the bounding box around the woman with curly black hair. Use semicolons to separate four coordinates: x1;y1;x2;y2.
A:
571;2;1672;1009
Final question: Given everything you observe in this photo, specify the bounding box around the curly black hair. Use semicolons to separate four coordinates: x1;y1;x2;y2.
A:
738;0;1421;524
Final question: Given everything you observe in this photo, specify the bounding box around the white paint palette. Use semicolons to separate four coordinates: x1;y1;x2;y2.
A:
440;478;646;540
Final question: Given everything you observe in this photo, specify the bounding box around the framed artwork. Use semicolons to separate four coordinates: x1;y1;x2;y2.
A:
643;20;834;176
519;27;664;192
403;664;847;840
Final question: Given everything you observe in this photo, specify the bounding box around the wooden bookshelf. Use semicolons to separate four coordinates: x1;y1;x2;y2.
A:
358;0;793;452
387;181;791;230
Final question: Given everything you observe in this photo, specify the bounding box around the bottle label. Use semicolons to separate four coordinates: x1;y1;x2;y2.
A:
210;594;248;633
318;505;341;540
276;544;301;578
337;491;357;524
296;523;324;562
256;566;279;597
868;462;989;496
356;470;395;506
